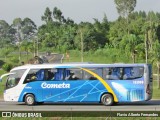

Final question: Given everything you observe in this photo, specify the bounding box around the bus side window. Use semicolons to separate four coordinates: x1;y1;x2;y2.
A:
24;73;37;83
104;68;112;80
110;68;120;80
46;68;57;80
123;67;133;80
36;69;44;80
24;69;41;83
104;67;123;80
46;70;55;80
42;69;56;81
122;67;143;80
73;70;82;80
130;67;144;79
83;68;98;80
54;69;63;81
84;73;91;80
64;69;81;80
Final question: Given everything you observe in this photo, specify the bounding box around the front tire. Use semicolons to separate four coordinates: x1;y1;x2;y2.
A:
25;94;36;106
101;93;114;106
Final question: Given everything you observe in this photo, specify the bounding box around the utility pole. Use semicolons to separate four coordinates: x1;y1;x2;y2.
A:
34;37;36;57
158;62;160;89
80;29;84;62
145;31;148;63
17;26;21;62
36;37;38;56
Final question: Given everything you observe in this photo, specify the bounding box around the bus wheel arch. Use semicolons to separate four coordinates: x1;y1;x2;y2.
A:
24;93;36;106
100;93;114;106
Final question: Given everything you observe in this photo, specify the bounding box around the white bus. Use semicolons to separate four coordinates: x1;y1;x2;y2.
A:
0;63;152;106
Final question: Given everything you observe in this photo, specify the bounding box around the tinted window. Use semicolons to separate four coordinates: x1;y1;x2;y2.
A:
103;67;144;80
64;68;82;80
24;68;56;83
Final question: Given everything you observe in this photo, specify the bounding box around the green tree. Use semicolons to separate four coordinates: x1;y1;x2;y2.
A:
93;15;109;47
22;18;37;39
0;20;13;48
152;40;160;88
41;7;53;24
53;7;65;23
114;0;137;34
12;18;23;61
108;18;128;47
114;0;137;18
11;17;37;61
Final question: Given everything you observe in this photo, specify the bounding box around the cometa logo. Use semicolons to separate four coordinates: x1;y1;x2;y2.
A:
41;82;70;89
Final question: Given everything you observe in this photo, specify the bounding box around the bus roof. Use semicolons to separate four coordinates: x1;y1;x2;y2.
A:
10;63;149;71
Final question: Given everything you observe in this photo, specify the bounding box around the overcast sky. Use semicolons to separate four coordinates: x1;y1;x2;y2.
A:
0;0;160;26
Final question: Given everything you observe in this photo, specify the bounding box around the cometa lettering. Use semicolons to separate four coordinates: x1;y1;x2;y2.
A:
41;82;70;89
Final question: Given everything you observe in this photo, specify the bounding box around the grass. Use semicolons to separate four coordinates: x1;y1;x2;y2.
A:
0;69;6;98
1;53;33;65
63;50;115;63
152;80;160;99
63;50;134;63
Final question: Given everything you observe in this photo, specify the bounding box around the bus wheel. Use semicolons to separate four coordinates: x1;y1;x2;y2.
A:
101;94;113;106
25;94;36;106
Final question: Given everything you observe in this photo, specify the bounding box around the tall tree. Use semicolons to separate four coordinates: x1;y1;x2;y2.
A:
11;18;37;61
53;7;66;23
114;0;137;35
22;17;37;39
114;0;137;18
41;7;53;24
12;18;23;61
0;20;15;48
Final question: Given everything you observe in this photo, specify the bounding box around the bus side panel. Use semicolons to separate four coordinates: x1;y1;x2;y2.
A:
18;81;43;102
18;79;145;103
107;78;145;102
62;80;106;102
41;80;107;103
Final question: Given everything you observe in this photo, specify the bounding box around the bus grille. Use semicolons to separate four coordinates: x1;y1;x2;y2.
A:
127;90;143;101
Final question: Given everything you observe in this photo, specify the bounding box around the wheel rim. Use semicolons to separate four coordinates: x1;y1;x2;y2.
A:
103;95;112;105
26;96;34;105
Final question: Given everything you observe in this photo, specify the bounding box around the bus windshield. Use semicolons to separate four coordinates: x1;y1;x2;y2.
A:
6;69;26;89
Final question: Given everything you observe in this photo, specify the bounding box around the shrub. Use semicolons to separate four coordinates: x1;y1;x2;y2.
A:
10;57;19;63
2;63;13;72
0;60;5;68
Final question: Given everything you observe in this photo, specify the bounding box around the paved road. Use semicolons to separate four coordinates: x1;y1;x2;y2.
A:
44;53;64;63
0;100;160;111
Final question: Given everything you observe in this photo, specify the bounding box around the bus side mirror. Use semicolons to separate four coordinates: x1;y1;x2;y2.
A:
0;77;2;82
